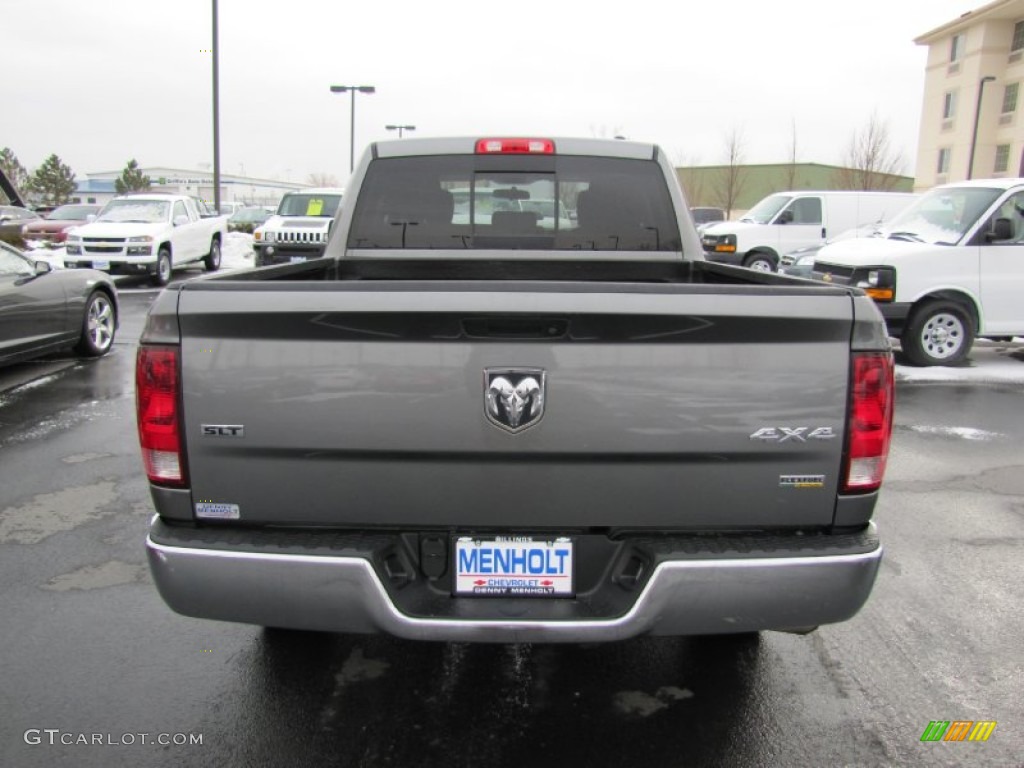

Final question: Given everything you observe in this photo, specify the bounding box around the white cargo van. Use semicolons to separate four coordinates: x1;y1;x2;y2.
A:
701;190;918;271
812;178;1024;366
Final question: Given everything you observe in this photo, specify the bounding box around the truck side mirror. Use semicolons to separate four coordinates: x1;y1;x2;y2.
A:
987;217;1013;241
777;210;793;225
173;215;189;227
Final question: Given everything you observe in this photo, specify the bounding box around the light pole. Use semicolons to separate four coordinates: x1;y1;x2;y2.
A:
967;75;996;180
211;0;221;213
386;124;416;138
330;85;376;173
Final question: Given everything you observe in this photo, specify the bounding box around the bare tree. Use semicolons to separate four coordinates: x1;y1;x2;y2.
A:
675;152;706;207
833;112;904;190
713;126;747;218
307;173;340;187
784;118;798;190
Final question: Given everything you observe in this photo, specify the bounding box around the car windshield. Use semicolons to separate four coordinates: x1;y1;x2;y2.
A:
349;155;681;251
741;195;791;224
875;186;1002;245
278;194;342;217
230;208;267;222
48;205;98;219
96;200;170;223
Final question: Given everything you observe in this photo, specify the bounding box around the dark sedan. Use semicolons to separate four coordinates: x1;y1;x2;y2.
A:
0;241;118;366
22;203;102;246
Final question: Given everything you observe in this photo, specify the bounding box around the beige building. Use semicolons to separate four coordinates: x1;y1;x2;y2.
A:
915;0;1024;190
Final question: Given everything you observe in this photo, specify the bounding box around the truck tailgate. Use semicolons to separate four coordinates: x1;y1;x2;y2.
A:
177;283;854;529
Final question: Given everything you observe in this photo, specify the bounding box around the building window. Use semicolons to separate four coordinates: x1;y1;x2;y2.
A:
943;91;957;119
1002;83;1019;113
994;145;1011;173
1013;21;1024;52
937;148;952;174
950;34;965;62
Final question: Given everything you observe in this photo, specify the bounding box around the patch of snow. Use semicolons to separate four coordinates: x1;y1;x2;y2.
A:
896;341;1024;385
222;232;254;270
908;426;1003;441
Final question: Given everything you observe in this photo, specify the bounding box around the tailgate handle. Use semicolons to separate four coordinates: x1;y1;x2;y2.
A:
462;317;568;339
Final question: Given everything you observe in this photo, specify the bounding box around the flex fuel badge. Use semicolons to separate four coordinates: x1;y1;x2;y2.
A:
779;475;825;489
195;502;241;520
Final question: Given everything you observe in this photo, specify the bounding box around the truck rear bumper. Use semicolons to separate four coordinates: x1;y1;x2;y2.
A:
147;519;882;643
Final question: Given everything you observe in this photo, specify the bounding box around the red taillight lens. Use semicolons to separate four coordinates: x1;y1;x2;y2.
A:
136;346;187;486
843;352;895;493
475;138;555;154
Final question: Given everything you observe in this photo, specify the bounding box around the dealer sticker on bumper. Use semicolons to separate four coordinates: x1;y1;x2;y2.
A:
454;536;574;596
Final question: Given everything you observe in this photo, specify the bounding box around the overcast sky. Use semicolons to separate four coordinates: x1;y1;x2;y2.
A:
3;0;979;185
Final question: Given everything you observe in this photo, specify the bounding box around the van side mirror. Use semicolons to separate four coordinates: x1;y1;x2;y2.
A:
987;217;1013;241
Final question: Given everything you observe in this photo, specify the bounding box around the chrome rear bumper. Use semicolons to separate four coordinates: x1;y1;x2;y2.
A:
146;522;881;643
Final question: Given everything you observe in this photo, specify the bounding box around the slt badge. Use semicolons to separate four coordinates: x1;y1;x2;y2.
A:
485;368;546;433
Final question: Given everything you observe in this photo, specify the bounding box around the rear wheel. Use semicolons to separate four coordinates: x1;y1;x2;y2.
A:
901;300;974;366
204;237;221;271
75;291;117;357
153;247;172;286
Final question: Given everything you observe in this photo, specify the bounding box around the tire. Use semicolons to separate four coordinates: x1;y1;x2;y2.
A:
153;247;172;287
744;253;776;272
900;300;974;366
75;291;117;357
204;237;221;272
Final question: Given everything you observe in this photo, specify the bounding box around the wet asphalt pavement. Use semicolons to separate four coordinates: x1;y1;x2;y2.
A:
1;284;1022;768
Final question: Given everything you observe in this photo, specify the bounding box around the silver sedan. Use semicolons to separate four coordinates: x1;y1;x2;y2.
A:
0;240;118;366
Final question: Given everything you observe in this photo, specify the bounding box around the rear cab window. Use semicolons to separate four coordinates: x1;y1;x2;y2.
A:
347;155;682;252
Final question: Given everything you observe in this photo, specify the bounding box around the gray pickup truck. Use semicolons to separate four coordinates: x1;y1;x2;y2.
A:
137;137;894;643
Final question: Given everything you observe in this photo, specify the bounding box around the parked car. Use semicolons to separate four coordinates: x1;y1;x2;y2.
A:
227;206;272;232
22;204;102;246
0;205;42;241
690;206;725;234
813;178;1024;366
253;188;343;266
0;240;118;366
64;194;227;286
779;225;886;278
702;191;918;271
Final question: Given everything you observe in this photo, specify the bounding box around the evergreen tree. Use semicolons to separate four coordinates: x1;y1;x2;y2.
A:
29;154;77;205
0;147;31;203
115;159;152;194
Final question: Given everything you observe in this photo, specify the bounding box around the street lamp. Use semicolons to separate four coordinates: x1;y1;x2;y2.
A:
330;85;376;173
386;124;416;138
967;75;996;180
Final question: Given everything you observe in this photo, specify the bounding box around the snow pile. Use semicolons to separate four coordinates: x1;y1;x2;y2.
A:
222;232;254;270
896;341;1024;385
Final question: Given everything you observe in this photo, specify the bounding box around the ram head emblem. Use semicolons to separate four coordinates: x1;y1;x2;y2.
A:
484;368;546;433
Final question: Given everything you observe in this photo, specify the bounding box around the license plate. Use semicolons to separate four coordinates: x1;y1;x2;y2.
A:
92;260;110;270
289;256;306;263
454;536;574;597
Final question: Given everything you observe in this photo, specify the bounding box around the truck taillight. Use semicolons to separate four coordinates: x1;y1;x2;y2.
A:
843;352;894;493
136;346;187;487
475;138;555;154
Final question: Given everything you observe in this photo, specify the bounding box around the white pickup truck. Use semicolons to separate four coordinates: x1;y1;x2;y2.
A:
813;178;1024;366
65;194;227;286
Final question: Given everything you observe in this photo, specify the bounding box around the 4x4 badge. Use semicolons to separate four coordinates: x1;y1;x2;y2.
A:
484;368;546;433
